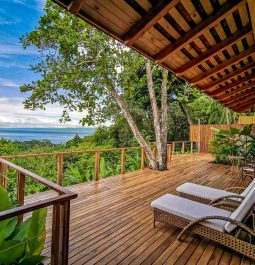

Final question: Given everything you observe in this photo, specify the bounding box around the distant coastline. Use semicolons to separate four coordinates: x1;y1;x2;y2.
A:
0;127;96;144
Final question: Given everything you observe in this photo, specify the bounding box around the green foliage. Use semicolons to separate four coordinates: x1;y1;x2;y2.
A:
209;125;255;163
0;188;47;265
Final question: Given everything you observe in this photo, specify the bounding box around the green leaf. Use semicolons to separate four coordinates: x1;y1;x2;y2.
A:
24;208;47;259
12;218;31;241
240;125;252;136
1;217;18;239
19;255;46;265
0;187;12;231
0;239;25;265
229;127;240;136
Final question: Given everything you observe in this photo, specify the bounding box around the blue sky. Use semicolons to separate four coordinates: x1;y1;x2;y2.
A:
0;0;84;127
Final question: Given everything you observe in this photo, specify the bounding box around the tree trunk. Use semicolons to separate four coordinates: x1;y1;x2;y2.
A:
109;84;158;169
181;102;193;125
160;69;168;170
145;58;162;169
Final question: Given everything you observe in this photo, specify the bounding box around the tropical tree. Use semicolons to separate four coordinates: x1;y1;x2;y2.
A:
20;1;174;170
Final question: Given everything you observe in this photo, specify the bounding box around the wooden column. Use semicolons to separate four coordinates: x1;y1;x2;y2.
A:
121;149;126;175
17;171;25;223
57;154;64;186
168;144;172;163
172;142;175;155
94;151;100;181
51;201;70;265
182;142;185;154
141;147;145;170
190;142;193;153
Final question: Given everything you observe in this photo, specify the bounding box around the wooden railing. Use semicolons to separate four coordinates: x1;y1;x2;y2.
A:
0;158;77;265
170;141;200;155
2;145;173;187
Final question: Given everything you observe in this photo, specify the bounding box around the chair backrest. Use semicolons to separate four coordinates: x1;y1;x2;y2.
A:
241;178;255;196
225;184;255;233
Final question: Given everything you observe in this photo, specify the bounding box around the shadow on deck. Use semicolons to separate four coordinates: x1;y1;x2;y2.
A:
26;154;254;265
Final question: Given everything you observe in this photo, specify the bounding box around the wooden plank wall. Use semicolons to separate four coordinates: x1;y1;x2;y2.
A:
238;116;255;124
190;124;255;153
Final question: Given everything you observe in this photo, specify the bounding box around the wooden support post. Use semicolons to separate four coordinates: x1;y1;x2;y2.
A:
190;142;193;153
153;147;157;158
141;147;145;170
3;164;8;190
57;154;64;186
182;142;185;154
51;201;70;265
95;151;100;181
0;162;3;187
17;171;25;223
168;144;172;163
121;149;126;175
172;142;175;155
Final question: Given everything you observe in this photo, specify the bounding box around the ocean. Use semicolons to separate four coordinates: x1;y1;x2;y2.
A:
0;128;96;144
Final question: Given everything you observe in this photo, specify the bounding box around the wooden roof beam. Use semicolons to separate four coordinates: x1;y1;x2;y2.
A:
68;0;84;15
228;94;255;108
208;73;255;96
234;99;255;112
175;24;252;75
200;61;255;90
191;45;255;84
222;89;255;105
248;0;255;41
217;81;255;101
123;0;179;47
154;0;245;63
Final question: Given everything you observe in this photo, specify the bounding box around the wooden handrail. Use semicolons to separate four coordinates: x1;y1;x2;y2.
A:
0;157;77;265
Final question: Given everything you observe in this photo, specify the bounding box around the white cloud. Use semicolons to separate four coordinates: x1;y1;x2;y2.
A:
0;17;21;25
0;97;87;128
0;43;38;57
0;78;21;88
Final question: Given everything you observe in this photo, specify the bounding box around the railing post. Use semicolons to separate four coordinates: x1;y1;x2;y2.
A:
153;147;157;158
51;200;70;265
141;147;145;170
17;171;25;223
0;162;3;187
172;142;175;155
182;142;185;154
168;144;172;163
95;151;100;180
121;149;126;174
190;141;193;153
57;154;64;186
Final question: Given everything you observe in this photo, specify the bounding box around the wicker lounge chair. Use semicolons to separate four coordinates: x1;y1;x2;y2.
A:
176;179;255;204
151;185;255;260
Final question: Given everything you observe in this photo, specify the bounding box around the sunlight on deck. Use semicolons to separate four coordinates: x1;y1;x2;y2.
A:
26;154;253;265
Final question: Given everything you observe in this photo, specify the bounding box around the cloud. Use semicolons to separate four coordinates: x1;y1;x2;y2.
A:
0;17;21;25
3;0;46;12
0;97;86;128
0;78;21;88
0;43;38;57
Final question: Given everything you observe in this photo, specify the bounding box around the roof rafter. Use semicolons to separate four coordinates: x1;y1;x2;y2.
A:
222;89;255;105
217;81;255;101
191;45;255;84
200;61;255;90
234;99;255;112
154;0;245;63
123;0;179;47
175;25;252;75
208;73;255;96
228;93;255;108
68;0;84;15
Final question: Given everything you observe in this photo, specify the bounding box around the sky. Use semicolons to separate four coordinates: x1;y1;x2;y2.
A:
0;0;85;128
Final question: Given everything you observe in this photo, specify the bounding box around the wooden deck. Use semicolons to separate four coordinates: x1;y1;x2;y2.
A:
26;154;254;265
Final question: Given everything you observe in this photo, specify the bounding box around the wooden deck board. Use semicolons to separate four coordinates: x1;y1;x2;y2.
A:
25;154;253;265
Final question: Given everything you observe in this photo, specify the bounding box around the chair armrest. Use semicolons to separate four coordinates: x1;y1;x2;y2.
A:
177;215;255;241
211;201;240;209
225;187;245;193
209;194;244;205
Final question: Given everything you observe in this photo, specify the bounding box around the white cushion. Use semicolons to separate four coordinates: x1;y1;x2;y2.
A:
240;179;255;196
225;184;255;233
176;182;235;200
151;194;231;232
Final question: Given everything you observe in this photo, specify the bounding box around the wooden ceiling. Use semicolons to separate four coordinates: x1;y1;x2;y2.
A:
52;0;255;113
